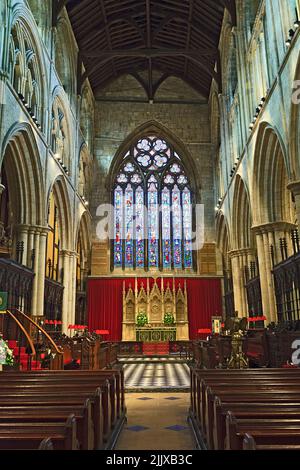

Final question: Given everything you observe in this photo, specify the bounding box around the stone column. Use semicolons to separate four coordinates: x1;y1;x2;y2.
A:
35;228;48;317
17;224;29;266
31;230;40;316
229;249;250;318
61;250;71;334
68;252;78;330
254;230;271;323
27;227;35;268
252;222;296;324
287;181;300;232
262;231;276;323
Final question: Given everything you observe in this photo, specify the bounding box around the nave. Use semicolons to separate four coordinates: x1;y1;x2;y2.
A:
2;0;300;455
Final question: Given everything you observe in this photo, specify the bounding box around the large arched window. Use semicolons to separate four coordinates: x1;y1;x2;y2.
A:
112;136;193;271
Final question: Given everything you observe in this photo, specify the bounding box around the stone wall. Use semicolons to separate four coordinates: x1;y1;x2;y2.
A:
91;76;217;275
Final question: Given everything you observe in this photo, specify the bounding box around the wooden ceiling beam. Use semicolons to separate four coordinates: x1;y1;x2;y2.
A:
98;0;117;78
146;0;152;100
69;0;226;98
184;0;194;77
153;15;218;47
79;15;146;47
81;48;218;58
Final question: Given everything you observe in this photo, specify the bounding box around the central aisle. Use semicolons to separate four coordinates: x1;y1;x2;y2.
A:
115;392;195;450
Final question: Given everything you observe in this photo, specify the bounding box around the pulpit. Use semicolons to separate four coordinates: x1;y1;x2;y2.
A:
122;278;189;341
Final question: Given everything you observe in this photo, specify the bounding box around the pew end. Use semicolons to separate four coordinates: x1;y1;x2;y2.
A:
243;434;256;450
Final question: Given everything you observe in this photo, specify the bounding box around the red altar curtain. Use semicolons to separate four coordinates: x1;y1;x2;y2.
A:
87;277;222;340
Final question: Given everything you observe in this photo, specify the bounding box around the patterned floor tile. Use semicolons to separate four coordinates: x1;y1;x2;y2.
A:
127;425;149;432
165;425;189;431
124;361;190;390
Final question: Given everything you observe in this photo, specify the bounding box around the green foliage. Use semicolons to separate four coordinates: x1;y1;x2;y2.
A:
164;312;175;325
136;312;148;327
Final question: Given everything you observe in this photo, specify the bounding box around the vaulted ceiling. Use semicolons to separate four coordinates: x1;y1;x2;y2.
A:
54;0;236;100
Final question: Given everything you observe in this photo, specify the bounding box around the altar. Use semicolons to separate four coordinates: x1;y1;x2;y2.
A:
136;326;177;342
122;278;189;341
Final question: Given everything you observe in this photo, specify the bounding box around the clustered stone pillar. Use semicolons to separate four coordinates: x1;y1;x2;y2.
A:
61;250;78;334
229;248;253;318
30;226;48;317
251;222;295;324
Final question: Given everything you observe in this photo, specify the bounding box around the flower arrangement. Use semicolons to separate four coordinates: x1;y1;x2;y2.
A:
0;335;14;366
136;312;148;327
164;312;175;325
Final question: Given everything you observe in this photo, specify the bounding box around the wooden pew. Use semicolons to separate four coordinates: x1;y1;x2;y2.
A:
190;368;300;426
189;368;300;449
214;398;300;450
205;387;300;449
0;414;78;450
0;387;104;449
226;411;300;450
0;400;93;450
0;369;126;449
0;369;125;429
243;433;300;451
0;378;113;429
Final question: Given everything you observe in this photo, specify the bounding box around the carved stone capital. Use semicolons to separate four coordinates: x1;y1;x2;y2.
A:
287;180;300;196
228;248;253;259
251;221;296;235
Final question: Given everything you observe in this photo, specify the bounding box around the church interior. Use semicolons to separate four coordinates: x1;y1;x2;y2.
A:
1;0;300;453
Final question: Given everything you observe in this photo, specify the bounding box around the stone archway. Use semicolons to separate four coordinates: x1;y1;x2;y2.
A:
46;177;73;332
230;175;255;318
251;123;296;323
0;124;45;315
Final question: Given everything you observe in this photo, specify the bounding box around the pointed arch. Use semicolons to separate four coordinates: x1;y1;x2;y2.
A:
216;211;231;257
232;175;252;249
1;122;45;226
51;86;72;173
252;122;293;226
75;210;91;258
78;143;92;199
47;176;72;250
55;15;76;100
109;124;196;271
290;55;300;180
11;3;48;128
108;120;200;199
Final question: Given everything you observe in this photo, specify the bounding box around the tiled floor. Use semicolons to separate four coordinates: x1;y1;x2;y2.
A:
124;362;190;390
115;392;195;450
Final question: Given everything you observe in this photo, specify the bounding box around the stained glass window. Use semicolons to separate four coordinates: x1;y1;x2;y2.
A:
113;135;194;271
124;184;133;267
114;186;123;267
182;188;192;268
162;187;171;268
135;187;144;268
172;185;182;268
148;180;159;267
